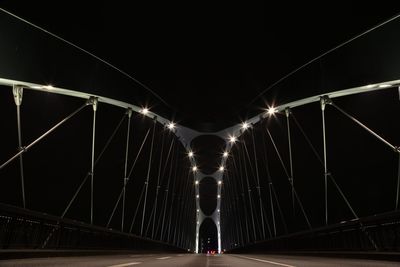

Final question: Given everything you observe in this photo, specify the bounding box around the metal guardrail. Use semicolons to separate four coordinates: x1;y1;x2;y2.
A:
227;210;400;252
0;203;185;252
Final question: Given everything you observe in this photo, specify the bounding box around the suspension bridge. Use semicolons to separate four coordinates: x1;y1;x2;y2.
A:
1;6;400;267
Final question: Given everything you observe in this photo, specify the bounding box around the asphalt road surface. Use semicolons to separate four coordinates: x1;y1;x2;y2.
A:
0;253;399;267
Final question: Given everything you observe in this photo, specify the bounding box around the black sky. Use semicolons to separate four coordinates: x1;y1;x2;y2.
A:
1;2;399;131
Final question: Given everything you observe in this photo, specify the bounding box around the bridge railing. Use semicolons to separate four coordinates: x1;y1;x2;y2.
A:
0;202;185;251
0;79;196;251
227;209;400;253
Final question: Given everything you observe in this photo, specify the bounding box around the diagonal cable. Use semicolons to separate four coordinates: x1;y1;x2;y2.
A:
266;129;312;229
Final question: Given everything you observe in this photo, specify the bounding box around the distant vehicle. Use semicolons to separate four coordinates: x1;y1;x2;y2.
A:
207;250;216;255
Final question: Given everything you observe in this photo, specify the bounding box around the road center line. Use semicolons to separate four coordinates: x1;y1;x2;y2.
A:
156;256;171;260
107;262;142;267
234;255;296;267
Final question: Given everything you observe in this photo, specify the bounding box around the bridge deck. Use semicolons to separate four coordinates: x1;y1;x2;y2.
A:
1;253;400;267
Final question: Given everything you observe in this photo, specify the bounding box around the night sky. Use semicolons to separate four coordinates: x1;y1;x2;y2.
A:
1;2;399;129
1;2;400;252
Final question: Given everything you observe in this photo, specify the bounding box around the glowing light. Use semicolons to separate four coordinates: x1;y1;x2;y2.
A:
218;181;222;185
197;209;199;212
167;122;176;130
217;209;220;212
267;106;277;115
379;84;391;88
196;194;199;198
241;122;249;130
192;166;198;172
223;151;229;158
229;136;237;143
140;107;149;115
188;151;194;158
195;180;199;185
219;166;224;172
43;84;54;90
217;194;221;199
197;221;199;224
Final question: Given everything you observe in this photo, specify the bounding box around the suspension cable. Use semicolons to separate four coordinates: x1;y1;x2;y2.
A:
129;184;146;233
229;154;245;245
290;111;379;249
246;12;400;107
235;145;251;243
330;101;397;151
266;129;312;229
1;103;88;170
62;112;126;218
151;129;166;238
251;128;266;239
141;120;156;236
261;120;277;237
159;140;176;241
126;128;151;179
0;8;175;110
105;126;151;227
240;137;259;240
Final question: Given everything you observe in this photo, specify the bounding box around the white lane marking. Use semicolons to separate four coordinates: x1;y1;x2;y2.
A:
107;262;142;267
156;256;171;260
235;255;296;267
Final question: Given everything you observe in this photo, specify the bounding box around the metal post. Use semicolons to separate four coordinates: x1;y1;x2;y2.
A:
152;130;165;239
231;160;244;246
241;142;257;241
292;112;362;220
13;85;25;208
122;109;132;231
172;167;185;245
195;193;200;252
269;182;277;237
167;147;179;243
286;108;295;215
217;187;222;253
160;144;175;241
141;120;156;236
195;211;199;253
321;97;328;225
90;97;98;225
396;154;400;210
154;138;175;238
177;171;191;245
1;102;88;171
265;127;291;234
236;151;250;243
251;130;265;240
329;99;400;211
178;175;192;247
107;125;150;229
260;124;275;238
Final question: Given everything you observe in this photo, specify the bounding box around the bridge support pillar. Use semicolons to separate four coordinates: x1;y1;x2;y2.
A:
13;85;25;209
89;97;98;225
321;96;330;225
